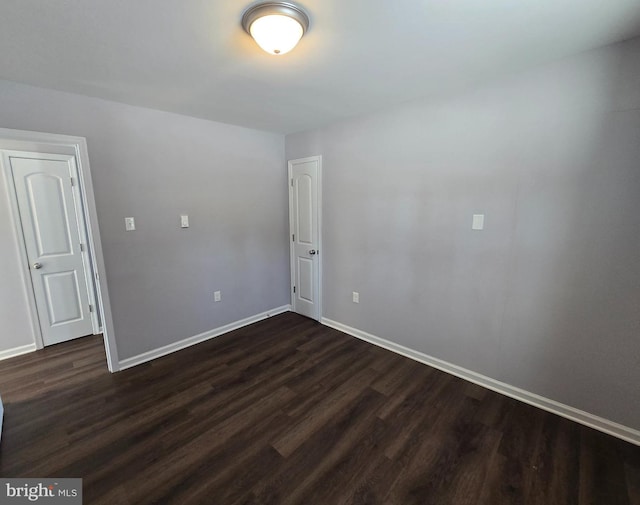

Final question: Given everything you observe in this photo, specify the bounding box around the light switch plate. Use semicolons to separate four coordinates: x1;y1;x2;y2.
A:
352;291;359;303
180;215;189;228
125;217;136;231
214;291;221;302
472;214;485;230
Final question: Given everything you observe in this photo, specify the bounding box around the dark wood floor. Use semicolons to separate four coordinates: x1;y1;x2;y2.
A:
0;312;638;504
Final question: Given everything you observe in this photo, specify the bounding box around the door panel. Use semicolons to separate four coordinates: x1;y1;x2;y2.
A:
295;174;313;244
42;271;84;325
26;173;74;257
289;157;321;320
10;154;94;346
297;257;314;302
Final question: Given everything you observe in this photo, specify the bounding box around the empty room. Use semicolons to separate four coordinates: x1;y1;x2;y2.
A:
0;0;639;503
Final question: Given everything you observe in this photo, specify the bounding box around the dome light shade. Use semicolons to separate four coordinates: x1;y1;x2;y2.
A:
249;14;303;55
242;2;309;55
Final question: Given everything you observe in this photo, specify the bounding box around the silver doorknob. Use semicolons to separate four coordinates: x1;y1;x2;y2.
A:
309;250;316;255
32;262;42;269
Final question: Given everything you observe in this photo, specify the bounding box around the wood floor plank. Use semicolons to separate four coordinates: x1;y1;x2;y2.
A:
525;416;580;505
385;397;485;505
626;463;640;505
271;367;379;457
341;454;405;505
0;311;637;504
291;417;391;505
252;387;387;504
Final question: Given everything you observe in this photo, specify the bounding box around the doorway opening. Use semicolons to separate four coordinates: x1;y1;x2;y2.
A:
0;128;119;372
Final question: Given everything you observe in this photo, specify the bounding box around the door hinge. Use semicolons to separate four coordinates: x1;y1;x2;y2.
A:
80;243;85;252
292;234;295;242
70;177;76;186
293;286;296;293
89;304;94;312
291;178;294;187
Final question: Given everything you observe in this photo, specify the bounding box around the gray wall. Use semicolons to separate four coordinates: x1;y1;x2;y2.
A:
0;81;289;360
286;37;640;429
0;178;34;351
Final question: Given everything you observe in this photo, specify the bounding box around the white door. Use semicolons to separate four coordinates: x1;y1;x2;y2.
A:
6;151;95;346
289;156;321;320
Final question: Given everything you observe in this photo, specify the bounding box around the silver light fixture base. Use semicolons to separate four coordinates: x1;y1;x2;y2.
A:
241;2;310;36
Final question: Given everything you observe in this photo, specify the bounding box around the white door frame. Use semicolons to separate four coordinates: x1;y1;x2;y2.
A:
288;155;323;321
0;128;119;372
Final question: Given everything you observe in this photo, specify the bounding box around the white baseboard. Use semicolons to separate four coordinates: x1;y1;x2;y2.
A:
119;305;291;371
321;317;640;446
0;343;37;362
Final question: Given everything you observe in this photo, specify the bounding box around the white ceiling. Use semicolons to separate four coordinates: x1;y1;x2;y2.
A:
1;0;640;133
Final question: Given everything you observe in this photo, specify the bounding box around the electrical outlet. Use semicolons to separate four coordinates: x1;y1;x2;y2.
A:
352;291;359;303
214;291;221;302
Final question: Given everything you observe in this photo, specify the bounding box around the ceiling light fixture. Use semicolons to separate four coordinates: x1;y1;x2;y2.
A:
242;2;310;56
